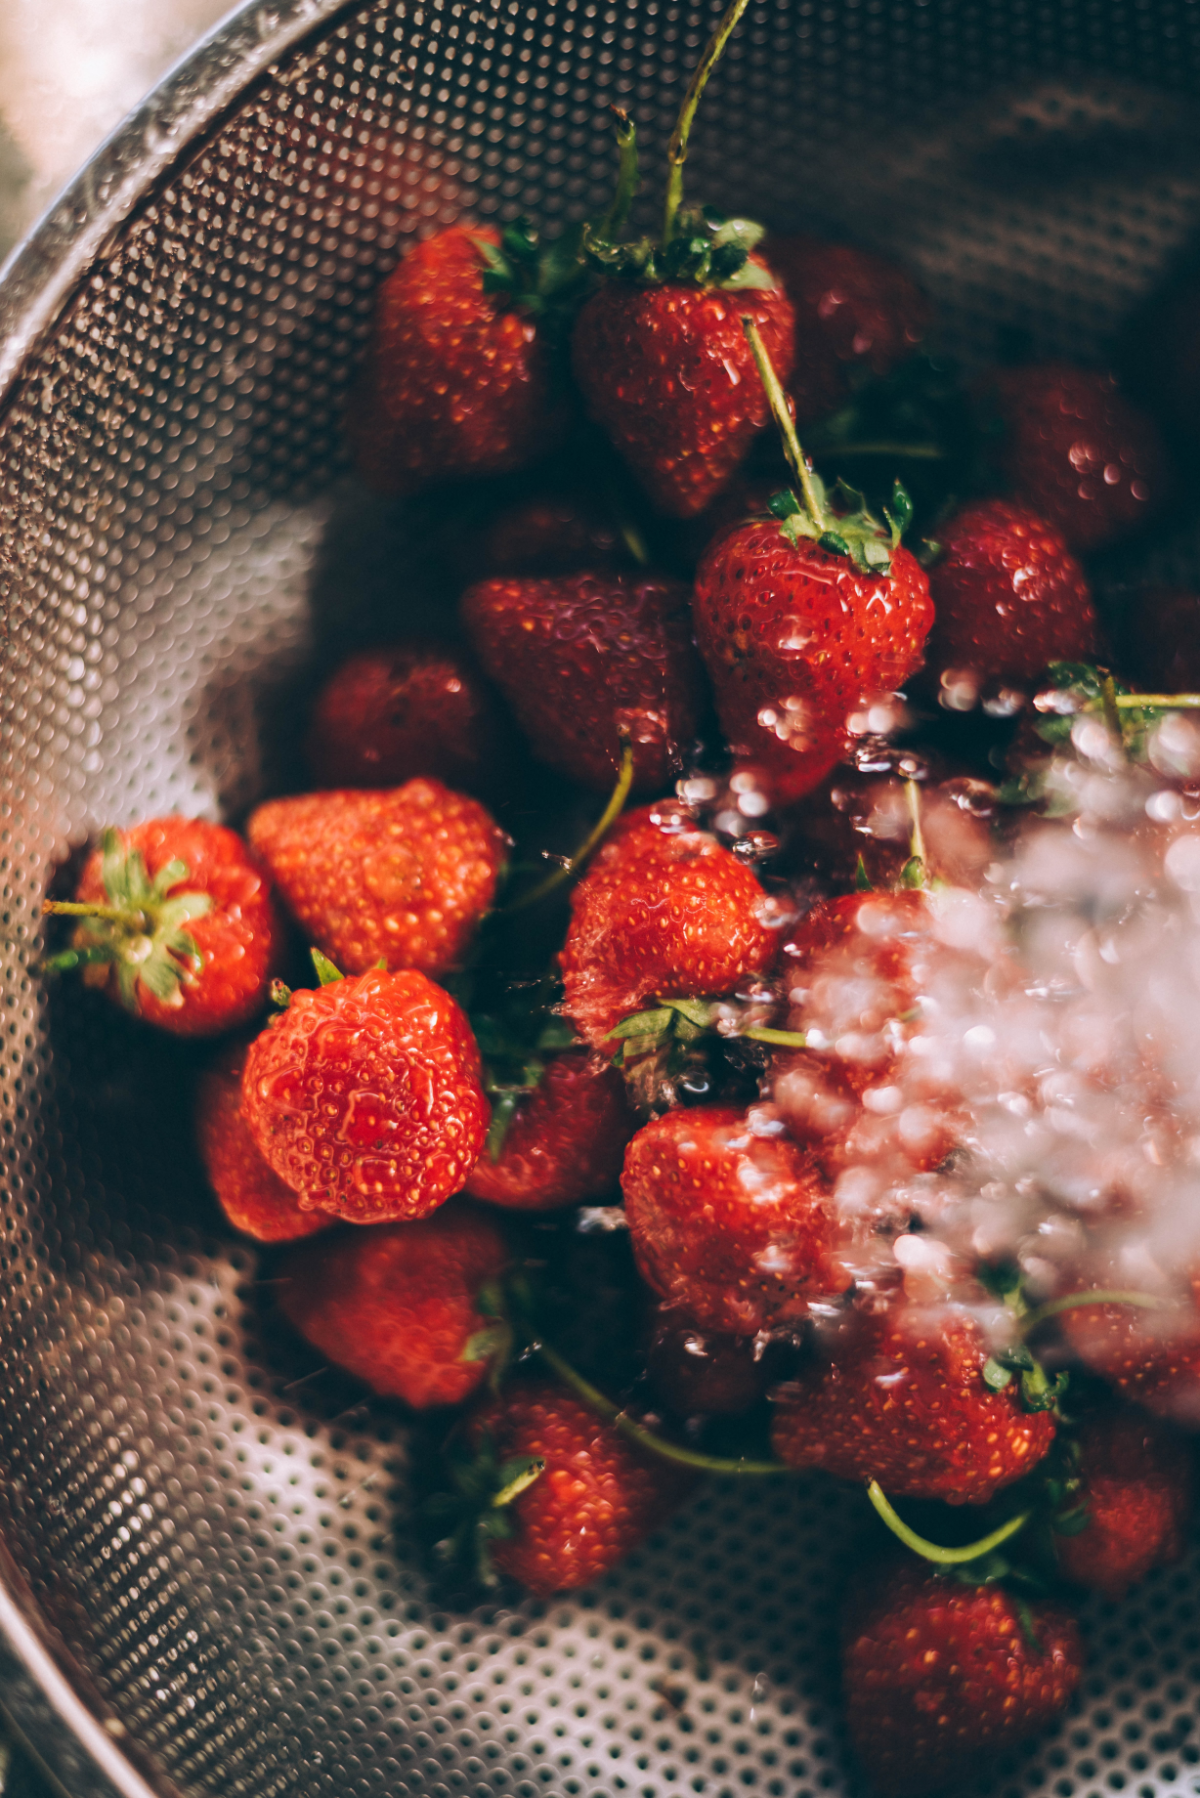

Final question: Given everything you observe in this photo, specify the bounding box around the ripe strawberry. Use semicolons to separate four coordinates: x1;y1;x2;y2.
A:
841;1556;1083;1797
1056;1286;1200;1424
348;223;565;496
468;1382;693;1594
306;641;517;798
461;570;705;793
246;780;506;978
622;1105;848;1335
770;1303;1057;1502
195;1042;334;1242
559;803;784;1047
926;498;1097;688
646;1305;766;1416
241;966;488;1223
764;235;932;427
46;819;285;1036
465;1049;634;1211
278;1202;510;1408
980;362;1172;552
1054;1408;1193;1598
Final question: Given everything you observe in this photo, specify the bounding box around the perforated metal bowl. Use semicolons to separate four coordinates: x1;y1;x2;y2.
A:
5;4;1200;1796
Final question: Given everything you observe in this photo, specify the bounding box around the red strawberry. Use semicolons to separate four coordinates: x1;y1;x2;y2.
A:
926;499;1097;689
195;1042;334;1242
981;362;1172;552
305;641;517;798
465;1049;634;1212
47;819;285;1036
646;1305;766;1416
571;274;795;519
1054;1408;1193;1598
841;1556;1083;1798
765;235;933;427
468;1382;692;1594
348;224;564;496
1056;1285;1200;1424
241;967;488;1223
559;803;785;1047
770;1303;1057;1502
246;780;506;978
278;1201;510;1408
622;1105;849;1335
461;570;705;793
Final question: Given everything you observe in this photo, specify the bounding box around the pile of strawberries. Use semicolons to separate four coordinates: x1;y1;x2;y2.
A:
43;5;1200;1793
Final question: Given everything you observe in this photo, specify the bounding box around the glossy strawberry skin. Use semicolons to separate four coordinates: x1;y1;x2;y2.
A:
306;641;516;798
465;1050;635;1211
842;1557;1083;1798
1058;1289;1200;1424
927;499;1097;686
470;1383;693;1594
770;1304;1057;1503
622;1106;848;1335
570;270;795;519
765;236;932;426
559;804;784;1047
74;819;285;1036
195;1042;334;1242
277;1202;510;1408
461;570;705;793
241;968;488;1224
247;780;506;978
1054;1408;1193;1598
693;523;934;803
349;225;563;495
983;362;1172;552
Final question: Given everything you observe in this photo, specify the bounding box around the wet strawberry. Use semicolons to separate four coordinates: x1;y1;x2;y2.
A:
770;1303;1057;1502
559;803;784;1047
195;1042;334;1242
646;1305;766;1416
465;1049;634;1211
278;1201;510;1408
1057;1286;1200;1425
47;819;285;1036
765;235;932;427
622;1105;848;1334
241;967;488;1223
926;498;1097;688
1054;1407;1193;1598
461;570;705;792
469;1382;693;1594
842;1556;1083;1797
247;780;506;978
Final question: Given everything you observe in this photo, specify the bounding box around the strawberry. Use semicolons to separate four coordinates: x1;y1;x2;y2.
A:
45;819;285;1036
841;1556;1083;1797
464;1049;634;1212
646;1305;766;1416
622;1105;848;1334
764;235;932;427
1056;1285;1200;1424
195;1042;334;1242
277;1201;510;1408
347;223;566;496
305;641;517;799
1054;1408;1193;1598
558;803;784;1048
466;1382;693;1593
980;362;1173;552
461;570;705;793
770;1303;1057;1502
925;498;1097;689
241;966;488;1223
246;780;506;978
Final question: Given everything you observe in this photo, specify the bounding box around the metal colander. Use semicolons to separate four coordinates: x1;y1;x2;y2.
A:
5;3;1200;1795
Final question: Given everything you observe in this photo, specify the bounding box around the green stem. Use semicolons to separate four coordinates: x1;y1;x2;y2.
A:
905;778;927;870
602;108;640;240
1020;1289;1170;1335
1108;693;1200;710
663;0;752;246
1101;674;1123;744
492;1458;546;1508
504;744;634;912
867;1481;1030;1565
740;1025;808;1048
42;899;147;926
741;316;827;532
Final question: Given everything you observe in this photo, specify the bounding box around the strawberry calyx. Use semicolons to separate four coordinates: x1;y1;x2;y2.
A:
42;828;212;1013
469;216;589;320
423;1426;546;1588
472;1006;578;1161
582;204;776;292
605;994;802;1117
977;1264;1069;1416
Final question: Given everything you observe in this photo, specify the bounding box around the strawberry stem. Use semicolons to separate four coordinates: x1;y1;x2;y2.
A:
663;0;752;247
739;1024;808;1048
1019;1288;1170;1336
43;900;148;926
504;742;634;912
1105;693;1200;709
741;316;828;532
602;108;639;240
866;1481;1031;1564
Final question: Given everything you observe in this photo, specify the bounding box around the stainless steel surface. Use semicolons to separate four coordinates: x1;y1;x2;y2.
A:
4;4;1200;1796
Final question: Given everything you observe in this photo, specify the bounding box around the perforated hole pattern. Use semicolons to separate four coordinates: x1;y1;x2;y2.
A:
5;3;1200;1795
